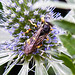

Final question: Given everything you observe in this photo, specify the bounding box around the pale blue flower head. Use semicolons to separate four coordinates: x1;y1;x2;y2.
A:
8;18;13;23
11;13;16;18
19;17;24;22
40;15;45;18
24;10;29;15
24;25;30;30
5;10;11;15
33;10;38;15
11;3;16;8
6;2;11;7
27;2;32;7
19;0;24;4
16;7;21;12
30;18;35;22
14;23;19;28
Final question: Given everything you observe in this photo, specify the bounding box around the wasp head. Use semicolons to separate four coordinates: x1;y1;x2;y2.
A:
40;18;53;36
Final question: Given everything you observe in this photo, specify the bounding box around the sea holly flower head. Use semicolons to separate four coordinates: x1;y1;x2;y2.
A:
0;0;70;75
1;0;63;57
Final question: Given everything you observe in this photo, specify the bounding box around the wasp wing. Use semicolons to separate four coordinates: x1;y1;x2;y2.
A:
24;27;43;55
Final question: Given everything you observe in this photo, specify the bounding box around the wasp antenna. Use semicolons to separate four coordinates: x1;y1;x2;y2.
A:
28;19;37;27
28;19;32;23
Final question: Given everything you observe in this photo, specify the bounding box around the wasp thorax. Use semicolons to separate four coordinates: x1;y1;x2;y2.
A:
43;24;50;33
40;24;50;36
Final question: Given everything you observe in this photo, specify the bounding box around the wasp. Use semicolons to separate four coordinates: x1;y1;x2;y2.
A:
24;17;53;55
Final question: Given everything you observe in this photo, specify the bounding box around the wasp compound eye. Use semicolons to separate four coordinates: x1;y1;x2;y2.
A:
43;24;50;33
40;24;50;36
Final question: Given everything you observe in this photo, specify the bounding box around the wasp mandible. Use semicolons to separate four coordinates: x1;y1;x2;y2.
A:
24;17;53;55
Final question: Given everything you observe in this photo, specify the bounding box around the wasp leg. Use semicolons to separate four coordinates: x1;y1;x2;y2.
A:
36;44;42;48
23;28;36;35
28;20;37;27
46;36;49;41
41;17;45;23
27;39;30;45
25;29;32;33
22;29;32;36
50;28;53;31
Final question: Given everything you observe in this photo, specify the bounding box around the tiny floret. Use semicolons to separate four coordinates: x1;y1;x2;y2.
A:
27;2;32;7
24;10;29;15
4;22;9;26
8;19;13;23
5;10;11;15
16;7;21;12
24;25;30;30
14;23;19;27
33;11;38;15
19;0;24;4
11;13;16;18
6;2;11;7
11;3;16;7
19;17;24;22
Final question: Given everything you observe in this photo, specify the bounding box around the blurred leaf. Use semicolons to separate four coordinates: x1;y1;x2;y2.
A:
47;58;72;75
32;0;75;10
35;61;48;75
61;54;75;73
51;62;72;75
46;50;75;74
59;34;75;57
18;61;29;75
66;0;75;3
0;2;3;10
57;53;75;74
0;28;14;43
64;10;75;23
51;20;75;34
